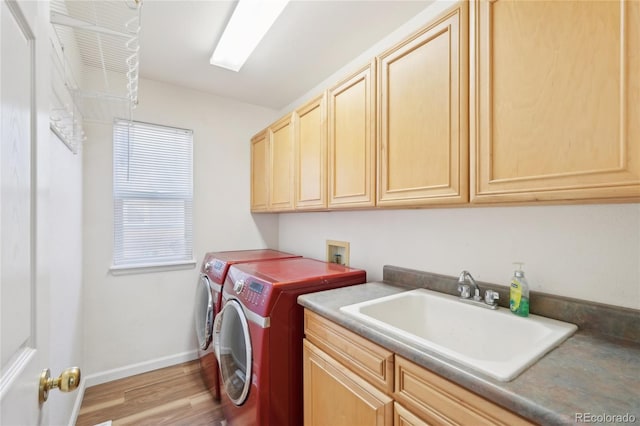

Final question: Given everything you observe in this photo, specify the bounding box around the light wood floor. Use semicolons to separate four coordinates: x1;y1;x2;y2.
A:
76;360;226;426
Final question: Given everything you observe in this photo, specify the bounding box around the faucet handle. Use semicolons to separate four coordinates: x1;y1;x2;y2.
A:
473;288;482;302
484;289;499;306
457;284;471;299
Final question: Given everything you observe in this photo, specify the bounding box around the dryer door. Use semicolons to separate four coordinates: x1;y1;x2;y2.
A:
195;275;214;350
214;299;252;406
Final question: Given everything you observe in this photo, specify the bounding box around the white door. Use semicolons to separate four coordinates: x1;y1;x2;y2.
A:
0;0;49;424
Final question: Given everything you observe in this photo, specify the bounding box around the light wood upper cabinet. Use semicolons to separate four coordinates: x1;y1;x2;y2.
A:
471;0;640;203
268;114;295;211
250;131;269;212
328;61;376;209
378;2;469;207
253;0;639;212
294;94;327;210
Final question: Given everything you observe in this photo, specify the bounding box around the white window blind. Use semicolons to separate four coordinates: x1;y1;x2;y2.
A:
113;119;193;268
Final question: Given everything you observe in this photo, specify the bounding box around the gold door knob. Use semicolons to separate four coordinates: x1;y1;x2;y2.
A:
39;367;81;404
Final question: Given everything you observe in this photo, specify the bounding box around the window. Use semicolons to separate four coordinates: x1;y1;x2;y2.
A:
112;119;193;269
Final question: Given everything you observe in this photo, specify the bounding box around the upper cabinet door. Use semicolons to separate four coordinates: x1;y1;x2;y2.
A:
250;131;269;212
377;2;469;207
269;114;295;211
471;0;640;203
328;62;376;209
294;94;327;210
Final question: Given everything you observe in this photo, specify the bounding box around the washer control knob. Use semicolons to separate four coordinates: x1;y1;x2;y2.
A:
234;279;245;294
204;261;212;272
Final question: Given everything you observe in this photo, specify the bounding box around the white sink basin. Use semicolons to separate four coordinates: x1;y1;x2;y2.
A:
340;288;577;382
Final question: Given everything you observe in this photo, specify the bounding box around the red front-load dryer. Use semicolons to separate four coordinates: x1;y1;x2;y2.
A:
213;257;366;425
194;249;300;399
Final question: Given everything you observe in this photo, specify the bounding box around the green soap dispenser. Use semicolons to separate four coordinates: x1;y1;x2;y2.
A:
510;262;530;317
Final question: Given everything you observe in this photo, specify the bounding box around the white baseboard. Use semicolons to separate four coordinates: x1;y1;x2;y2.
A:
84;350;199;388
67;350;199;426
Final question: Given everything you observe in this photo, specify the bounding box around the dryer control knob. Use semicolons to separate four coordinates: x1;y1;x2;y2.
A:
204;261;212;272
234;279;245;294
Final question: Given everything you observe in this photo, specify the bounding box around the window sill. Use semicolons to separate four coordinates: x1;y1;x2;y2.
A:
110;259;197;276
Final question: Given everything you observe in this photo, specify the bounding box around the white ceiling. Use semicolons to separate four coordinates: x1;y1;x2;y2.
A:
138;0;433;110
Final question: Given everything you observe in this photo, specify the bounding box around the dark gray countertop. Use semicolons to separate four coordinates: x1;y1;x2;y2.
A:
298;281;640;426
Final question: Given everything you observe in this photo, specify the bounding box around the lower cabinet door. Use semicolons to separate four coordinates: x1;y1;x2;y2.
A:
394;356;533;426
303;339;393;426
394;402;430;426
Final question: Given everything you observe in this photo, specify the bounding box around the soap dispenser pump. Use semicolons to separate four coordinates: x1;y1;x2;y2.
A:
510;262;530;317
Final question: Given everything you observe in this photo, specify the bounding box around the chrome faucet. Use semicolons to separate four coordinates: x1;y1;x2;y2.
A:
457;270;499;309
458;270;481;300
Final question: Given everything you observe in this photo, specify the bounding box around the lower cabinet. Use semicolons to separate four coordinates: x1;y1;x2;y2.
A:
303;340;393;426
394;402;428;426
394;355;532;426
303;309;534;426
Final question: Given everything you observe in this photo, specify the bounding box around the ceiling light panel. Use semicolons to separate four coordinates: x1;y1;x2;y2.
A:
210;0;290;72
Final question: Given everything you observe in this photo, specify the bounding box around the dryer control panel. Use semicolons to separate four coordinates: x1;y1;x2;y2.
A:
244;280;268;306
201;253;229;284
225;268;273;316
209;260;227;283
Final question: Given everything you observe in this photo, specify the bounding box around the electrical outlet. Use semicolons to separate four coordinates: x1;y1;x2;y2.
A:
326;240;350;266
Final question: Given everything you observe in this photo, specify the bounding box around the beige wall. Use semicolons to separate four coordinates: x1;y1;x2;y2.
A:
82;78;279;376
278;205;640;309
